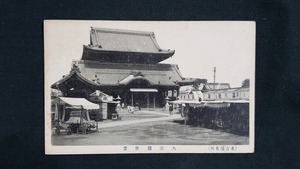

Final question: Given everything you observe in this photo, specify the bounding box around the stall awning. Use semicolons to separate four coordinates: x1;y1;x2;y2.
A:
169;100;200;104
52;97;99;109
130;88;158;92
190;102;230;108
189;100;249;108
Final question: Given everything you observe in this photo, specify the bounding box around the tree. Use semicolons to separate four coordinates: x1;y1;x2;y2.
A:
241;79;250;88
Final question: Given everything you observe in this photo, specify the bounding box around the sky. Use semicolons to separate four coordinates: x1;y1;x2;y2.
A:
45;21;255;88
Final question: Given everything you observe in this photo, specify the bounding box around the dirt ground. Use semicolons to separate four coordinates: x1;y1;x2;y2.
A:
52;112;249;145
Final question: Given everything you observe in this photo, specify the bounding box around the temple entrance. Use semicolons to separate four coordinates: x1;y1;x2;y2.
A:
130;92;155;108
128;88;158;109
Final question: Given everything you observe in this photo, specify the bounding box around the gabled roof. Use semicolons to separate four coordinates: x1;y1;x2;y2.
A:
76;60;182;86
89;27;171;53
51;69;102;89
119;75;157;85
51;60;186;88
82;27;175;63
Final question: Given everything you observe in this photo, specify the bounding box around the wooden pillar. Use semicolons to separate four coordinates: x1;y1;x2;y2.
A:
62;105;66;121
86;109;91;121
131;93;133;106
153;93;156;109
80;106;83;124
58;105;61;122
147;92;149;108
124;92;127;107
54;103;58;121
57;98;60;123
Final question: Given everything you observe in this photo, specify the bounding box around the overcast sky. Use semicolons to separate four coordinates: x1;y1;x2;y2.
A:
45;21;255;88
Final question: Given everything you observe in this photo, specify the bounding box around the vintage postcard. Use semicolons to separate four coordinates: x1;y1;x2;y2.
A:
45;20;255;154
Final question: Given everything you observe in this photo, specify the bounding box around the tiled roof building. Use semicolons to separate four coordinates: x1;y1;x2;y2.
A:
82;27;175;64
51;27;206;108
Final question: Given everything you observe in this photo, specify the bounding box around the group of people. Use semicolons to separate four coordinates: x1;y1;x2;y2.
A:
163;102;183;115
124;101;185;116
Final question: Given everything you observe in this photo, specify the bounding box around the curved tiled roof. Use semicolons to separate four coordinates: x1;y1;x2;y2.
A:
119;75;157;85
82;27;175;63
51;69;102;89
51;60;207;89
90;27;170;53
75;60;182;86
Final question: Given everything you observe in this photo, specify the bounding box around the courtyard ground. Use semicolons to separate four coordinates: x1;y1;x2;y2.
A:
52;110;249;145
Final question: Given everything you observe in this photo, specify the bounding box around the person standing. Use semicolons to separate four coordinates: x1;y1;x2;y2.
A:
169;103;173;115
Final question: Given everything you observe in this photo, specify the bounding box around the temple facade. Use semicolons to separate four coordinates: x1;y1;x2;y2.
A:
51;27;206;108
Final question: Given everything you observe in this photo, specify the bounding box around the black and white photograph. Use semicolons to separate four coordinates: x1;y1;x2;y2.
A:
44;21;255;154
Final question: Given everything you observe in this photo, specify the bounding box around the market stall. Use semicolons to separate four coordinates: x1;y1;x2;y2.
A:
52;97;100;134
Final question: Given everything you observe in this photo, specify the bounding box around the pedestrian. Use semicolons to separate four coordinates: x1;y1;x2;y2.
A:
164;101;169;111
127;106;134;114
169;103;173;115
138;101;141;110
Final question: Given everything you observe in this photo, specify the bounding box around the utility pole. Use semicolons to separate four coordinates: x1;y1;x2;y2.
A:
213;67;216;90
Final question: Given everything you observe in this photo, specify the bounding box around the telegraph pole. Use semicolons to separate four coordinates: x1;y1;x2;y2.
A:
213;67;216;90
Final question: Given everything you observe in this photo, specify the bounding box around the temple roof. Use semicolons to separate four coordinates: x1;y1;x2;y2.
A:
90;27;167;53
50;68;102;89
77;60;182;86
81;27;175;64
52;60;189;89
118;75;157;85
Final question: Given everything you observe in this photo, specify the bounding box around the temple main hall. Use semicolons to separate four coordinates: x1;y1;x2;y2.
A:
51;27;206;108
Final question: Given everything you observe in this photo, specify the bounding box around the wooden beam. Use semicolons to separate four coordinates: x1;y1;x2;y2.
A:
124;92;127;107
153;93;156;110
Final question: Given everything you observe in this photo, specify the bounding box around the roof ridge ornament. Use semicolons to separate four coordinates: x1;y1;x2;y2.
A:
134;72;144;77
70;64;81;73
70;60;81;73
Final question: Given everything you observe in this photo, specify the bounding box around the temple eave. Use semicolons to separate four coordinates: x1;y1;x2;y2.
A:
84;45;175;54
82;45;174;63
51;71;102;90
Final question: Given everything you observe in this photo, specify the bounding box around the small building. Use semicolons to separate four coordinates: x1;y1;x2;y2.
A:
176;82;250;103
203;83;231;90
51;27;206;109
202;87;249;101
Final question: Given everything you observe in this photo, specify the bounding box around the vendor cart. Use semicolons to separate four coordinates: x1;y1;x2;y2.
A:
52;97;100;134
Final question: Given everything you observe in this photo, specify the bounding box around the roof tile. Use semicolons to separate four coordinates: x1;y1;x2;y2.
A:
77;60;182;86
90;27;167;53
